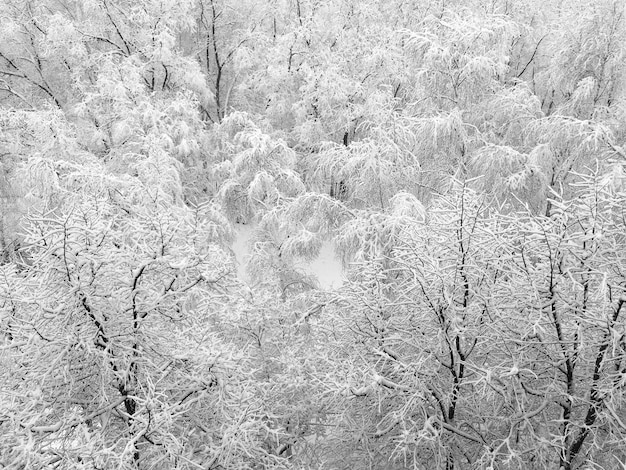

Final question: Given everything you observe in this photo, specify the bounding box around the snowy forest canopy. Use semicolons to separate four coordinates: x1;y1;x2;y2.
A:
1;0;626;469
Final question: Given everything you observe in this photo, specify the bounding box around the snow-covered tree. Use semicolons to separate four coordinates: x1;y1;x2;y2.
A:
319;175;626;469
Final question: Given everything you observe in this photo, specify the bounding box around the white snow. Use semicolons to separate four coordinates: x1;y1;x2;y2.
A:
231;224;344;290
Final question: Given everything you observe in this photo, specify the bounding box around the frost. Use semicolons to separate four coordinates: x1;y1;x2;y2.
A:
390;191;426;221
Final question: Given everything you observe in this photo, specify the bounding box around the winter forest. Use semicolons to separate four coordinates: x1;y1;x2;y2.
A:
0;0;625;469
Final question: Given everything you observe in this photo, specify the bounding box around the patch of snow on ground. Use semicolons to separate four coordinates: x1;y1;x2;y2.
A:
304;238;344;289
231;224;344;290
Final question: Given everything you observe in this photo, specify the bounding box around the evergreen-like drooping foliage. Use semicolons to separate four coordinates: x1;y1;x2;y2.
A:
1;0;625;469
